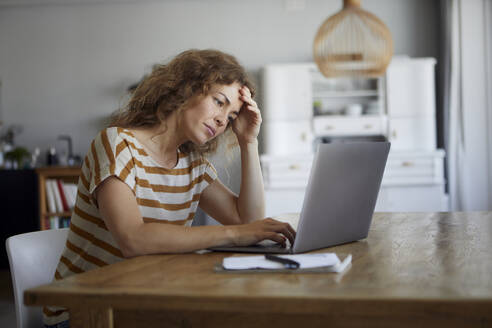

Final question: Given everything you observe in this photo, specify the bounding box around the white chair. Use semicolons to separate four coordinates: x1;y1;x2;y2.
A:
6;228;69;328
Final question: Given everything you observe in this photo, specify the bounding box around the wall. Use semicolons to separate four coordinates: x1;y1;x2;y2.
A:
0;0;440;160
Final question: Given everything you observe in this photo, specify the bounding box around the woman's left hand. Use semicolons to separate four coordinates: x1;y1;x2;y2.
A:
232;86;262;145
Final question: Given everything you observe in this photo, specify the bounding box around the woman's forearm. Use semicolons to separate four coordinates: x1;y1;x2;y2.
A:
237;139;265;223
123;216;295;257
124;223;235;257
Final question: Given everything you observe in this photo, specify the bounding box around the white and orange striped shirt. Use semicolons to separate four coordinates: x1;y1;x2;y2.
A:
43;127;217;325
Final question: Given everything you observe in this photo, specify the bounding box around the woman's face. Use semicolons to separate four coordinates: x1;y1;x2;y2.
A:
181;82;243;145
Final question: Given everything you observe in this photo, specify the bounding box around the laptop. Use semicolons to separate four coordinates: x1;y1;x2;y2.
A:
209;141;390;254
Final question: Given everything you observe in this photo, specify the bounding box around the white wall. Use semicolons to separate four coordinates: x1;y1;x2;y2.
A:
0;0;439;159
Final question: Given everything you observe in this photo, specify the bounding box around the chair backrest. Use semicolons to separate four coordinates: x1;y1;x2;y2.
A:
6;228;69;328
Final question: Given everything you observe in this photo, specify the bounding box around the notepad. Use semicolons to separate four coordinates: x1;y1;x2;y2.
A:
218;253;352;273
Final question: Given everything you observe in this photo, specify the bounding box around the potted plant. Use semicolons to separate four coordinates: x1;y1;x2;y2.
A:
5;146;30;169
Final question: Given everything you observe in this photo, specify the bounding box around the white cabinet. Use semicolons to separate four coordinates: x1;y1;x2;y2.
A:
265;184;449;217
262;150;448;216
261;64;314;156
386;57;437;151
260;58;448;214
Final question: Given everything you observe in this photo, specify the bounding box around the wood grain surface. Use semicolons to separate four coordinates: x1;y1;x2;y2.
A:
25;212;492;327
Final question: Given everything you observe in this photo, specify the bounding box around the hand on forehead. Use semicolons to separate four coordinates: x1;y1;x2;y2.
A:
212;83;245;110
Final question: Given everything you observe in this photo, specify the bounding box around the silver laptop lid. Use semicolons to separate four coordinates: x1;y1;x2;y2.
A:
292;142;390;253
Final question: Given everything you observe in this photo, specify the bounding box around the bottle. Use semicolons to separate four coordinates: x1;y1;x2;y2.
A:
30;147;41;168
47;147;59;166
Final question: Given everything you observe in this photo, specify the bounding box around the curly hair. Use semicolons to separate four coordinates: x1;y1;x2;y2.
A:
110;49;256;156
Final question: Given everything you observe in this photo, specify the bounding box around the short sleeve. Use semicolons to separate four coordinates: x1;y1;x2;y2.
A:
87;128;136;198
192;156;218;193
203;158;218;183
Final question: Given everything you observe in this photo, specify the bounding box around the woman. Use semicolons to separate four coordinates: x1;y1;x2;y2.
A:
43;49;295;327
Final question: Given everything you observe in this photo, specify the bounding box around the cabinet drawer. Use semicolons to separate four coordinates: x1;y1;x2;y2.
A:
261;155;313;188
382;150;445;184
375;184;448;211
313;116;387;136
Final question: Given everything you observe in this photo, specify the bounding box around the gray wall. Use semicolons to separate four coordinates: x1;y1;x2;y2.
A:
0;0;439;160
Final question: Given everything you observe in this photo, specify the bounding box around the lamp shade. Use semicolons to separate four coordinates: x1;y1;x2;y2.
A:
313;0;393;77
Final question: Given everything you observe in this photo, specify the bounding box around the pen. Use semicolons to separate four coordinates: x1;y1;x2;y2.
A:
264;254;300;269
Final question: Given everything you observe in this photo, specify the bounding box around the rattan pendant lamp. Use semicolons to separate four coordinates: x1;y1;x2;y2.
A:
313;0;393;77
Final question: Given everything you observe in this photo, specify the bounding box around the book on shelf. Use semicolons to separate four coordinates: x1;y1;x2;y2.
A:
49;216;59;229
45;179;78;214
64;183;78;209
45;180;57;214
56;180;69;212
46;216;71;230
48;179;64;213
63;183;74;209
61;217;71;228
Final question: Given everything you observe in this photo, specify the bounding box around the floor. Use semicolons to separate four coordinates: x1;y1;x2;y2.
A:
0;270;17;327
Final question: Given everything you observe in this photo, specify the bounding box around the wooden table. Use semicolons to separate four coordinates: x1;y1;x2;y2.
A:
25;212;492;327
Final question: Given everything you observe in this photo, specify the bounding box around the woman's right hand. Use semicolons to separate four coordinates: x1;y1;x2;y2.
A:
229;218;296;247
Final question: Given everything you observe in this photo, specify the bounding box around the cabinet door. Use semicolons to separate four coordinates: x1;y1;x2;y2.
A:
262;65;312;121
386;58;436;118
262;121;314;156
388;117;436;151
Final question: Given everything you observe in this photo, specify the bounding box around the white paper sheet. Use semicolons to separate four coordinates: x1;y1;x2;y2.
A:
222;253;348;271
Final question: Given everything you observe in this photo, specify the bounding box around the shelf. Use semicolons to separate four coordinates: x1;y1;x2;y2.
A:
36;166;82;177
312;90;379;98
36;166;81;230
44;211;72;217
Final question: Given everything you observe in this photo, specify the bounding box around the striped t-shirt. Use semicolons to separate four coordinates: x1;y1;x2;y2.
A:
43;127;218;326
